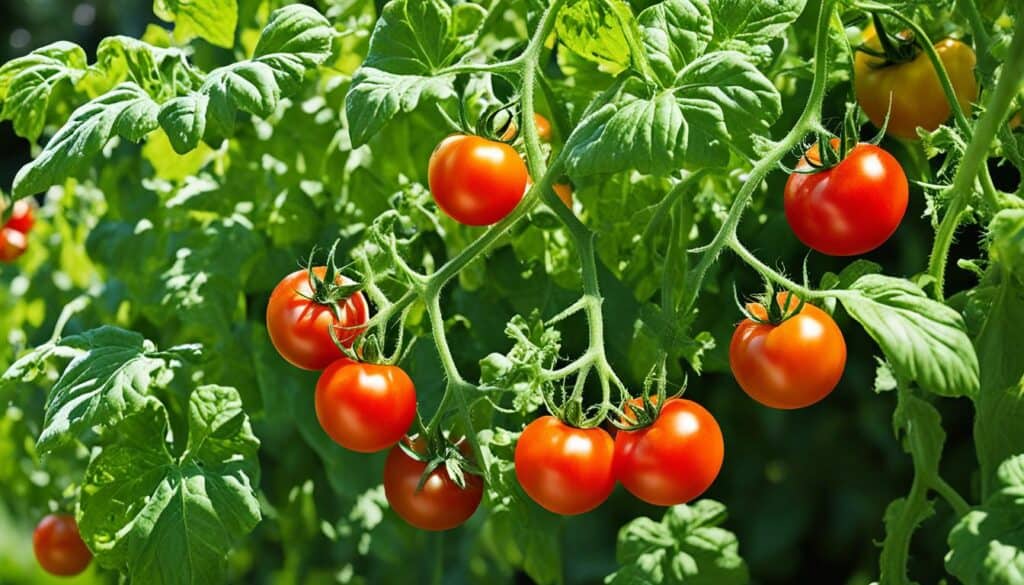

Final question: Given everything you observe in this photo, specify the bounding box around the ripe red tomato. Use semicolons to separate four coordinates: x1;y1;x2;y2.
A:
266;267;369;371
4;199;35;234
514;416;616;515
0;227;27;262
553;183;573;207
384;438;484;531
33;514;92;577
730;294;847;409
854;27;978;140
613;398;723;506
315;360;417;453
784;142;908;256
428;135;528;226
501;112;552;142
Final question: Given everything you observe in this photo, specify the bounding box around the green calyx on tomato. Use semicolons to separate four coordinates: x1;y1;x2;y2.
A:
734;287;806;327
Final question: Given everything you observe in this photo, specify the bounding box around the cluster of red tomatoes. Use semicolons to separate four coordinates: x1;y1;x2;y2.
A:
0;199;35;263
733;24;981;412
266;267;483;531
515;398;724;515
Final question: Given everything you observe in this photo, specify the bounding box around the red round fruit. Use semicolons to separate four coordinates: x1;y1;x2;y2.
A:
315;360;417;453
384;438;484;531
428;134;529;226
0;227;27;262
613;398;724;506
514;416;616;515
4;199;35;234
266;267;369;371
33;514;92;577
784;142;908;256
729;293;847;409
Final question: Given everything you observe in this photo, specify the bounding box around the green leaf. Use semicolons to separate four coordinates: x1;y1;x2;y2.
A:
555;0;643;76
0;42;89;142
947;454;1024;585
158;94;209;153
79;385;261;585
32;327;199;453
153;0;239;49
93;36;201;100
638;0;713;87
707;0;807;61
607;500;749;584
345;0;479;146
12;83;159;198
565;51;780;176
838;275;980;398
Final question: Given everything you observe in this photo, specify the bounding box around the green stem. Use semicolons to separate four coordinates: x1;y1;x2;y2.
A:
927;13;1024;299
680;0;836;313
931;475;971;518
878;473;928;585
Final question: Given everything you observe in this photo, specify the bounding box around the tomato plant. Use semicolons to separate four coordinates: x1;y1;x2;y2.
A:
0;1;1022;584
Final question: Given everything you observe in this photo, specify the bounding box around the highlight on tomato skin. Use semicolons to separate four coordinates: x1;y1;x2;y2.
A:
33;514;92;577
613;398;724;507
513;416;616;516
0;227;28;263
383;437;484;531
729;293;847;410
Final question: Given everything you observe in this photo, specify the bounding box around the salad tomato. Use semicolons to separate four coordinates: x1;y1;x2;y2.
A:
315;360;417;453
383;438;483;531
428;135;528;226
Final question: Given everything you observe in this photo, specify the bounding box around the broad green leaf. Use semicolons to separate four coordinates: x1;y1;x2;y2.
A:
947;454;1024;584
707;0;807;62
79;385;261;585
346;0;480;145
893;391;946;479
34;327;199;453
989;209;1024;285
607;500;749;584
637;0;713;87
12;83;159;198
93;36;201;100
565;51;780;176
838;275;980;398
160;5;333;149
555;0;643;76
154;0;239;49
0;42;89;141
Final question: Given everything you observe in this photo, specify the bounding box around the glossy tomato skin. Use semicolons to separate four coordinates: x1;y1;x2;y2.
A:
784;143;908;256
315;360;417;453
384;438;484;531
34;514;92;577
613;398;724;506
428;135;528;226
5;199;35;234
0;227;27;262
730;295;847;409
514;416;616;515
855;30;978;140
266;267;369;371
